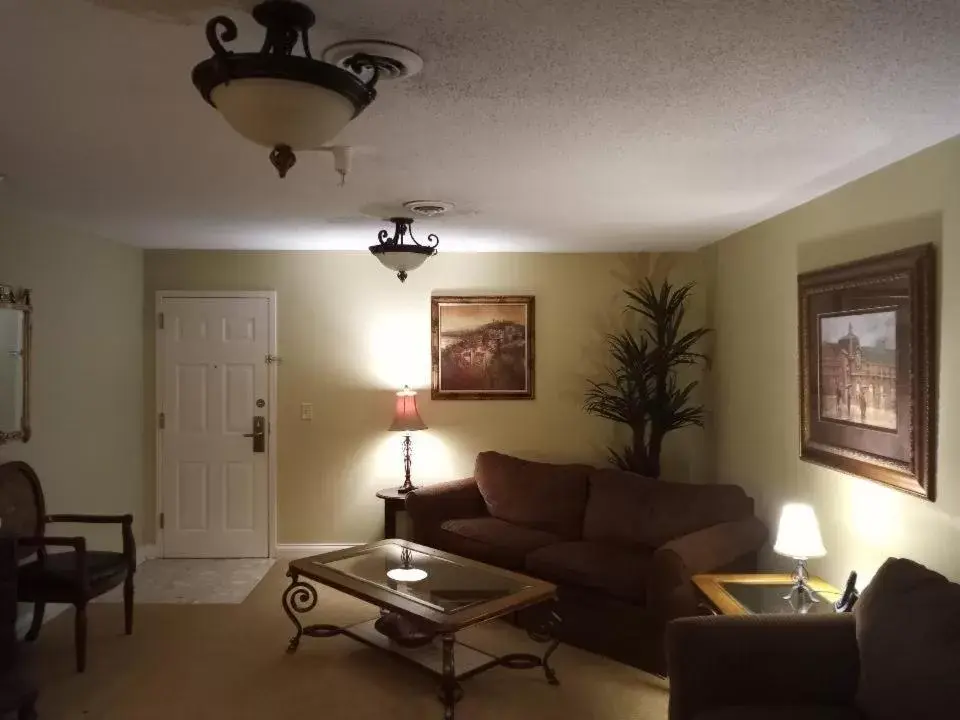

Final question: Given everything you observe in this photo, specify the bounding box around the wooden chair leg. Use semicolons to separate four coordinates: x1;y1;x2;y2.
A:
123;573;134;635
17;692;38;720
75;604;88;673
24;603;45;642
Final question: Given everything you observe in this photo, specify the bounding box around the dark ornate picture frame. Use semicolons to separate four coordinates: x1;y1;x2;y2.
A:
431;295;535;400
798;244;936;499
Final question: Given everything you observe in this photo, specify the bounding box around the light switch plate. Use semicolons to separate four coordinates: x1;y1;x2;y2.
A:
300;403;313;421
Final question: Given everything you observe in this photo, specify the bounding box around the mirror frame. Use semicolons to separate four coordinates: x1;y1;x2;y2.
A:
0;285;31;444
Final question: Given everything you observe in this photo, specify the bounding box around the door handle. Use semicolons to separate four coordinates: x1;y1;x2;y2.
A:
243;415;266;453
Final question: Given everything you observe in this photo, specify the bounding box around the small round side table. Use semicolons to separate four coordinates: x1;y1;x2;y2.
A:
376;487;408;539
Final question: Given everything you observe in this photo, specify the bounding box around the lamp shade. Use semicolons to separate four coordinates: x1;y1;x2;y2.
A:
773;503;827;559
370;247;434;275
389;386;427;432
211;78;357;150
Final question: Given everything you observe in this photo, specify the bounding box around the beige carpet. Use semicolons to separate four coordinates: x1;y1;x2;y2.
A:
26;562;668;720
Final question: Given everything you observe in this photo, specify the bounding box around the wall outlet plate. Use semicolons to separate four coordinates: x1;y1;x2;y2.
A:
300;403;313;421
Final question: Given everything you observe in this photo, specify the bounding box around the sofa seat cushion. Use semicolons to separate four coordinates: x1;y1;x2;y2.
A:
474;451;590;540
525;541;652;603
695;707;862;720
438;518;560;571
854;558;960;720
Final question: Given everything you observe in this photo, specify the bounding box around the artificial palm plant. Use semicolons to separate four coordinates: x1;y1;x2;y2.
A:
584;278;710;478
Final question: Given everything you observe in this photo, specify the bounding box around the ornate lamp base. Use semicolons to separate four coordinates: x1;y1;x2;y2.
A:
397;433;416;494
783;558;819;605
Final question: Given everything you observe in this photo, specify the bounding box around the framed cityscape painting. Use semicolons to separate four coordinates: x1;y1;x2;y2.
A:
431;295;535;400
798;244;936;500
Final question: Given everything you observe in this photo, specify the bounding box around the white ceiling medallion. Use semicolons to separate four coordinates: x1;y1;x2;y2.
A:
323;41;424;81
191;0;422;178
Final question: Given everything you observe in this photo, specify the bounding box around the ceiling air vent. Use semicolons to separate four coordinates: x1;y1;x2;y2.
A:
403;201;455;218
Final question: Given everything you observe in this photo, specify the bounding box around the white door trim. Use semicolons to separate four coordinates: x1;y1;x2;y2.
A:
155;290;279;558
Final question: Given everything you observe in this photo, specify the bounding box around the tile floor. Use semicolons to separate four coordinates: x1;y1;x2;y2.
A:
96;558;275;604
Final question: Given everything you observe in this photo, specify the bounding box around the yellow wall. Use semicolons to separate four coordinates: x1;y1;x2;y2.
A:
0;205;144;551
144;250;711;545
712;136;960;585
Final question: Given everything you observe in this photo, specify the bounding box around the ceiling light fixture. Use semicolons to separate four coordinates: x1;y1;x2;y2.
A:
192;1;419;178
370;217;440;283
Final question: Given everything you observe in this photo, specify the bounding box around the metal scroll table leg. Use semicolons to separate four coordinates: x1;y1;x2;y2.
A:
437;633;463;720
497;604;562;685
282;572;318;654
541;623;561;686
282;572;346;653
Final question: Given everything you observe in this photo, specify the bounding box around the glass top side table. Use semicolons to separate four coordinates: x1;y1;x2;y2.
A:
693;573;843;616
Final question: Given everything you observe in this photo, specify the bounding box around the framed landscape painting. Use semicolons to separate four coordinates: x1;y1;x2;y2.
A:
798;244;936;499
431;295;535;400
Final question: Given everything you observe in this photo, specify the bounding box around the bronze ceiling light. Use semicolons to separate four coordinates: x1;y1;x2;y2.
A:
192;1;416;178
369;217;440;283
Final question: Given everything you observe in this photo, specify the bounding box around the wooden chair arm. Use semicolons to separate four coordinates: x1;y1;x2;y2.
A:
19;535;87;552
47;514;133;525
45;514;137;570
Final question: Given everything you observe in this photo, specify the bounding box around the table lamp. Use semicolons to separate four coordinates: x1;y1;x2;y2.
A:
774;502;827;603
388;385;427;494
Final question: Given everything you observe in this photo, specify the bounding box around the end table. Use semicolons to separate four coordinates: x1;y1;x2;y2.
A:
693;573;842;616
376;487;408;539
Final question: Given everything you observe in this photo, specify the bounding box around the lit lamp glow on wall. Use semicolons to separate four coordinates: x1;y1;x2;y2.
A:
774;502;827;603
389;386;426;494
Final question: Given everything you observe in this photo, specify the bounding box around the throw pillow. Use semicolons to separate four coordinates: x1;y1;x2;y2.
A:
473;451;590;539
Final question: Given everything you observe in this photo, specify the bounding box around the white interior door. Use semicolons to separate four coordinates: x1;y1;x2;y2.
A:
158;296;272;558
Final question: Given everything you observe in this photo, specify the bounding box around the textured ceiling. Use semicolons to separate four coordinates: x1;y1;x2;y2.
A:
1;0;959;251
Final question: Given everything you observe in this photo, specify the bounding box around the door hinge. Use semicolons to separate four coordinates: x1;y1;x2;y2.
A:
157;312;164;330
159;513;165;530
158;412;165;429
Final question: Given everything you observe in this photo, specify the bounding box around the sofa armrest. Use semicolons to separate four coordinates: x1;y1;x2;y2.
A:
405;477;487;545
649;517;768;618
667;614;859;720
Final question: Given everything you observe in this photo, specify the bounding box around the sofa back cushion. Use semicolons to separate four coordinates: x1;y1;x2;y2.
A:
855;558;960;720
474;452;591;540
582;469;754;547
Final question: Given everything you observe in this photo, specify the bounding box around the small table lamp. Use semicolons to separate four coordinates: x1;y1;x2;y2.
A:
774;502;827;604
389;386;427;494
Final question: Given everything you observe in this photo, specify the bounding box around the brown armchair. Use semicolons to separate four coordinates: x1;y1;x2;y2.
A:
0;461;136;673
667;614;861;720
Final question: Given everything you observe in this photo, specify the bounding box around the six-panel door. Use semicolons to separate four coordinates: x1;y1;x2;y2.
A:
159;297;270;558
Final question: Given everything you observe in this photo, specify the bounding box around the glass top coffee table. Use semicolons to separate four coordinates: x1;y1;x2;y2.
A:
282;539;561;720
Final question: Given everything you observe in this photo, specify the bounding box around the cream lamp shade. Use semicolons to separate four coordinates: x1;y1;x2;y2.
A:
773;503;826;560
211;79;357;150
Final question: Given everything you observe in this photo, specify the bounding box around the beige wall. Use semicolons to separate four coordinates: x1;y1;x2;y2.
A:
0;205;144;551
144;250;711;545
712;136;960;586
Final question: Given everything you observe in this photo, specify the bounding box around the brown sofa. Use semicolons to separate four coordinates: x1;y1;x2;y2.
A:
667;557;960;720
405;451;768;674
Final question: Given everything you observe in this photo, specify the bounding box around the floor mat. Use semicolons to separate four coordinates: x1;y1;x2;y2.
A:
96;558;275;605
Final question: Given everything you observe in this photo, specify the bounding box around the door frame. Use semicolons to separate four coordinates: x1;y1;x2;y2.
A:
155;290;279;558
